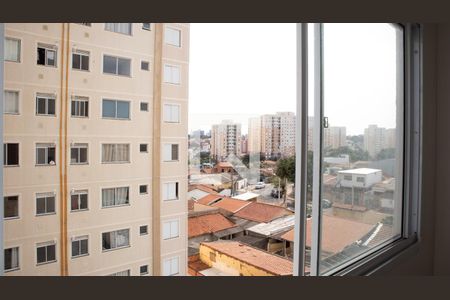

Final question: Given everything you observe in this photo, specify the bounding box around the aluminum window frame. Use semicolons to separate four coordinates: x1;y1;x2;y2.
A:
36;241;57;265
3;142;19;166
102;54;132;77
294;23;422;276
4;37;21;63
36;93;56;116
71;235;89;258
70;189;89;212
72;49;90;72
37;43;57;67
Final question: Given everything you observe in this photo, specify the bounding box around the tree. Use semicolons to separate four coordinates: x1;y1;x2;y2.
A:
376;148;396;160
276;156;295;205
324;146;369;162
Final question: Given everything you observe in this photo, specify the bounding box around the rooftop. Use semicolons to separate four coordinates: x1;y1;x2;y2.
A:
234;202;293;223
211;197;252;213
196;194;223;206
188;184;219;195
201;241;293;276
338;168;382;175
188;213;237;238
247;215;295;237
232;192;259;201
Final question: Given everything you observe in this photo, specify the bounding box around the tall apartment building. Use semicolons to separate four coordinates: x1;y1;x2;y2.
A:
364;125;387;158
210;120;241;162
323;126;347;150
248;112;295;159
2;23;189;276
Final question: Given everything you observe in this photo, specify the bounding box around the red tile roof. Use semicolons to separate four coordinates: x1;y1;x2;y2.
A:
188;199;195;211
201;241;293;276
188;213;237;238
280;215;374;254
188;184;219;195
211;197;251;213
234;202;293;223
196;194;223;206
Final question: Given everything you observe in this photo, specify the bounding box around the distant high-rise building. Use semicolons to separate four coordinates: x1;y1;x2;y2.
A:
211;120;242;161
241;135;249;154
324;127;347;150
364;125;387;158
385;128;396;149
248;112;296;159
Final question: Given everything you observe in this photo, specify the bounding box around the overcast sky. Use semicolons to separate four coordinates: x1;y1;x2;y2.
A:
188;23;400;136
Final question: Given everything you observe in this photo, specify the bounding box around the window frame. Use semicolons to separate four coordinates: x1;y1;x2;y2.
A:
104;23;133;36
35;192;56;216
3;142;19;167
101;228;130;252
102;54;132;77
71;95;89;118
70;190;89;212
70;143;89;165
4;195;19;220
101;99;131;120
141;60;150;71
101;186;130;208
142;23;151;31
4;37;21;63
101;143;131;164
139;225;148;236
164;26;181;48
162;219;180;240
163;63;181;85
162;182;179;202
37;43;57;67
35;143;56;166
36;241;57;265
140;102;149;112
72;49;90;71
35;93;56;116
162;143;179;162
163;256;180;276
71;235;89;258
140;265;149;275
139;184;148;195
4;90;20;115
293;23;422;276
163;103;181;123
4;246;20;272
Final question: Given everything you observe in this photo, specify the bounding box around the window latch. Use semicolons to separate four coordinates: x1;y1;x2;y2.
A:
323;116;329;128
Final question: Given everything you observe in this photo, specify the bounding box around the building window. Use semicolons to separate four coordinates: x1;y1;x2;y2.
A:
4;247;19;271
139;225;148;235
71;96;89;118
71;190;88;211
163;64;180;84
105;23;132;35
37;43;57;67
108;270;130;276
141;61;149;71
4;196;19;219
343;175;352;181
36;93;56;116
36;143;56;166
102;187;129;207
4;37;21;62
71;143;88;165
140;102;149;112
76;23;91;26
102;99;130;119
142;23;151;31
162;182;179;201
139;185;148;194
36;242;56;265
4;90;19;114
164;27;181;47
163;104;180;123
103;55;131;76
163;143;179;162
36;193;56;215
4;143;19;166
71;236;89;258
72;50;89;71
140;265;149;275
101;144;130;163
139;144;148;153
102;229;130;251
356;177;365;183
162;219;179;240
163;256;179;276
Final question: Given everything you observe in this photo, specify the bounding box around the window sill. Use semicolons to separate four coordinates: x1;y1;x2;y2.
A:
70;162;89;166
4;112;20;115
36;212;56;217
101;117;131;121
102;245;130;253
37;64;57;68
101;161;131;164
71;115;89;119
4;164;20;168
163;236;180;241
102;204;130;209
70;208;89;213
72;68;90;72
36;114;57;117
102;72;132;78
4;267;20;273
36;260;57;266
35;164;57;167
4;216;20;220
71;253;89;259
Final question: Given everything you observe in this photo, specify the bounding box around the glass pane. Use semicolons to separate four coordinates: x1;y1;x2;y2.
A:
7;143;19;165
36;197;46;214
81;55;89;70
116;101;130;119
47;98;56;115
37;47;45;65
46;245;56;261
317;23;403;274
71;148;79;163
36;148;46;164
72;53;81;69
80;239;88;254
72;241;80;257
103;55;117;74
71;194;79;210
117;58;131;76
80;194;88;209
102;100;116;118
47;50;56;66
46;197;55;213
4;196;19;218
36;97;46;114
37;246;46;263
80;147;88;163
47;147;56;164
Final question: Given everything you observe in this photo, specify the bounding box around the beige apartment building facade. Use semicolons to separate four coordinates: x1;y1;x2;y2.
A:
2;23;189;276
210;120;241;162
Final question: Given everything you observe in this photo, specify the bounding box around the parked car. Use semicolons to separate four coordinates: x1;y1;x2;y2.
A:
271;189;284;198
255;182;266;189
322;199;332;209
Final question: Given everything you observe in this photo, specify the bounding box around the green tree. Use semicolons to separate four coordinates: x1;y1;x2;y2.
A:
276;156;295;205
376;148;396;160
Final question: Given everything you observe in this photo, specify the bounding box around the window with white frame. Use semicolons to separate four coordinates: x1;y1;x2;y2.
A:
164;27;181;47
163;143;179;161
101;144;130;163
71;96;89;117
142;23;151;31
102;229;130;251
36;192;56;215
71;235;89;258
139;225;148;235
4;37;21;62
141;60;149;71
163;103;180;123
102;99;130;119
108;269;130;276
163;256;179;276
4;247;19;271
103;55;131;76
71;143;88;164
102;187;129;207
140;265;149;275
162;182;179;201
4;90;19;114
162;219;179;240
4;143;19;166
140;102;149;111
163;64;180;84
71;190;88;211
36;93;56;116
36;241;56;264
36;143;56;165
76;23;91;26
37;43;57;67
72;49;89;71
139;184;148;194
4;195;19;219
105;23;132;35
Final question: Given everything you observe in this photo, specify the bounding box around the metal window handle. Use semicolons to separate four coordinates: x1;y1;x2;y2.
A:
323;116;329;128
